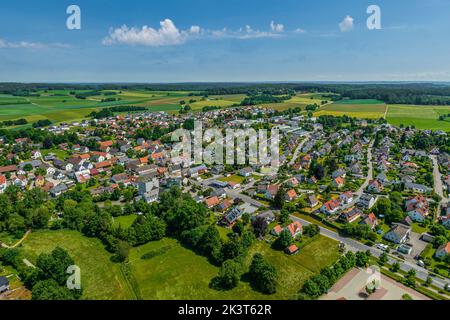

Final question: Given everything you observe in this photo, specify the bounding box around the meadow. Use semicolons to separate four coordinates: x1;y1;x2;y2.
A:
127;235;340;300
18;230;133;300
8;226;340;300
314;99;387;119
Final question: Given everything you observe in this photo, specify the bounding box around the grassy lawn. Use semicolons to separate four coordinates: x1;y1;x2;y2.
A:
411;223;428;234
18;230;132;300
0;232;21;247
41;148;71;160
113;215;137;229
127;235;340;300
219;175;245;184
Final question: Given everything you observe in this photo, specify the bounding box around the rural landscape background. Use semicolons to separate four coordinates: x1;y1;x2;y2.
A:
1;0;450;303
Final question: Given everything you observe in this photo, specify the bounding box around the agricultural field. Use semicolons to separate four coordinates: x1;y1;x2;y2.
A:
127;235;340;300
386;104;450;131
261;93;328;111
18;230;133;300
0;90;205;126
315;99;387;119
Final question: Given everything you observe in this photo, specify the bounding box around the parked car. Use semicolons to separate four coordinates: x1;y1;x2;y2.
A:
417;260;425;267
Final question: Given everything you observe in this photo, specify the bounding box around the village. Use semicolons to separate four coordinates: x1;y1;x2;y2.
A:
0;104;450;300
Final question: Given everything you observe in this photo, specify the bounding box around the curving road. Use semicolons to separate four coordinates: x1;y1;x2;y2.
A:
290;214;450;291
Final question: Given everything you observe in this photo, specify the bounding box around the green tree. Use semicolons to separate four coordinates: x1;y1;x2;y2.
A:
249;253;278;294
379;252;388;265
215;259;242;290
32;279;75;300
276;229;293;249
391;262;401;272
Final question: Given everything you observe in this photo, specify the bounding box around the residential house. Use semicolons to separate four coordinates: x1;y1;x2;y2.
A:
332;168;346;179
332;177;345;189
405;195;429;222
264;184;280;200
307;195;319;208
360;213;378;229
367;179;384;193
137;177;160;203
50;184;68;197
285;244;299;255
0;276;10;293
31;150;42;160
189;164;208;177
441;215;450;229
222;207;243;226
286;221;303;238
0;175;6;193
404;182;432;194
238;167;253;177
271;225;283;236
339;191;354;205
339;207;363;223
286;177;299;188
252;211;275;224
321;198;341;215
435;242;450;260
357;193;377;209
205;196;220;209
383;224;411;244
99;140;113;152
285;189;298;202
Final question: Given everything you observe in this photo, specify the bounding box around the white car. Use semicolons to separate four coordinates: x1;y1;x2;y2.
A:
417;260;425;267
376;244;388;251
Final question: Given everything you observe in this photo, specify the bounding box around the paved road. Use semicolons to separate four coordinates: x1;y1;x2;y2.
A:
288;134;311;166
225;188;264;208
430;155;448;220
355;139;374;197
290;215;450;291
338;140;374;212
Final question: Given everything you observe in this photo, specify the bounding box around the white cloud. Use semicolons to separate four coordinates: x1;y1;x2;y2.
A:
339;15;354;32
0;38;67;49
103;19;201;46
210;24;283;40
189;25;201;34
270;21;284;33
103;19;290;46
294;28;306;34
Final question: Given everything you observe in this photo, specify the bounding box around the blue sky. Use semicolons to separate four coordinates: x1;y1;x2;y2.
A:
0;0;449;82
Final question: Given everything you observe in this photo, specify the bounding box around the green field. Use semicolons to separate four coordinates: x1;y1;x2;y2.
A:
127;235;340;300
4;90;449;131
334;99;384;105
0;90;207;125
11;228;340;300
18;230;133;300
315;101;387;119
386;104;450;131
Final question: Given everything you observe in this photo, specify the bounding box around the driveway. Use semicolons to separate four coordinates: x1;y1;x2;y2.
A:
406;232;428;262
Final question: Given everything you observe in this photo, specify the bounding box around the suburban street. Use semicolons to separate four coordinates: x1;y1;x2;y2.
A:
288;133;311;166
290;215;450;291
356;139;374;197
430;155;448;219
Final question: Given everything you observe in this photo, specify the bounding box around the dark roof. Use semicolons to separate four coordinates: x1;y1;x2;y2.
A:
0;276;9;287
